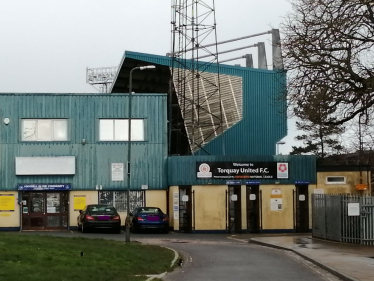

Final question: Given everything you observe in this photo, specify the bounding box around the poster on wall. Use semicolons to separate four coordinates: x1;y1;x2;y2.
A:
271;188;282;196
270;198;282;211
348;203;360;216
111;163;124;181
0;194;15;212
276;163;289;179
196;162;289;179
173;192;179;220
74;195;86;211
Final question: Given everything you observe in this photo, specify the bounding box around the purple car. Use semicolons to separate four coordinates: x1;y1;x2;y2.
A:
129;207;169;233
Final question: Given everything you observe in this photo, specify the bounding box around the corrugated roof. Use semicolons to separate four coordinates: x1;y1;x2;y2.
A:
111;51;287;156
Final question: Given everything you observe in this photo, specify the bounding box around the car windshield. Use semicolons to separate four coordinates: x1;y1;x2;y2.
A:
137;207;162;214
87;205;116;214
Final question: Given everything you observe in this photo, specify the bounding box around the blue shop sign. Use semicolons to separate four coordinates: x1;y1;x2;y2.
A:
295;181;309;185
226;180;241;185
18;184;72;191
245;181;261;185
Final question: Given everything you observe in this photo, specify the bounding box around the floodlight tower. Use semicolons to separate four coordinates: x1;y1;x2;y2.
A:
169;0;222;155
86;66;118;93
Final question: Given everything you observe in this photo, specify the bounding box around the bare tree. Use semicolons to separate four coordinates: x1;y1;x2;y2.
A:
282;0;374;125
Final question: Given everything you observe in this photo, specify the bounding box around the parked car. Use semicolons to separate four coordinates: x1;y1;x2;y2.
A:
129;207;169;233
77;205;121;233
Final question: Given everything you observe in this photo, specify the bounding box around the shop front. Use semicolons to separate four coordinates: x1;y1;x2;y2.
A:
19;184;71;230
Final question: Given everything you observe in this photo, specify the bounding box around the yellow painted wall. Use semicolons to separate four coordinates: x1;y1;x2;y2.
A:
69;191;98;227
317;171;371;195
169;186;179;230
145;190;167;213
0;191;20;228
193;185;227;230
261;185;294;230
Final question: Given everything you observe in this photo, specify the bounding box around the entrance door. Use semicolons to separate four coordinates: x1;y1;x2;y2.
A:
228;186;242;233
295;185;309;232
179;186;192;232
22;192;69;230
246;185;260;233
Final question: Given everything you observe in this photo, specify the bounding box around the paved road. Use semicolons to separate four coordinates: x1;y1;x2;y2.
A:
19;231;342;281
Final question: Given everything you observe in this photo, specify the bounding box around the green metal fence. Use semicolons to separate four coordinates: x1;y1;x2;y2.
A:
312;194;374;245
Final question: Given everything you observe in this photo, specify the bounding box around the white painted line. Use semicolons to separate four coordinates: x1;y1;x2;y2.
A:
145;272;167;281
161;246;179;267
180;250;192;263
227;236;248;243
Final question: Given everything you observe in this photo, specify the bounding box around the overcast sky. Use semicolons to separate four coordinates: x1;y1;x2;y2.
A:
0;0;296;153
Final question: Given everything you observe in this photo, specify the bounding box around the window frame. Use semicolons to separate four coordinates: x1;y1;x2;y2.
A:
21;118;69;142
325;176;346;185
98;118;146;142
98;191;145;212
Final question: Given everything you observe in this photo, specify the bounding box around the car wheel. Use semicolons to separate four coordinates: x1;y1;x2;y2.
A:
82;223;88;233
130;225;137;233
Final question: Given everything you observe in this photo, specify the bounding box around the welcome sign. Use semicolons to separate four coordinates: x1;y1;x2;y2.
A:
196;162;289;179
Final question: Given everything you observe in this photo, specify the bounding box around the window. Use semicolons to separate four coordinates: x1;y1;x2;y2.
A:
87;205;116;214
98;191;145;212
22;119;68;141
99;119;144;141
326;176;346;184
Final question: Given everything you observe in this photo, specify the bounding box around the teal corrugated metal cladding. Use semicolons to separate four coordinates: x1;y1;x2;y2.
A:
124;51;287;156
0;93;167;191
168;155;316;186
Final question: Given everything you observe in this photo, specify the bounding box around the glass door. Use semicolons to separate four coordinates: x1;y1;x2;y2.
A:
22;192;69;230
46;193;68;229
24;192;45;230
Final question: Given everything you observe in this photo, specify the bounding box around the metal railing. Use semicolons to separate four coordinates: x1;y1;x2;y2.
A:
312;194;374;245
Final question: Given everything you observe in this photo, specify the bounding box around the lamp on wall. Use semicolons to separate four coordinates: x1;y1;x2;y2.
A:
276;141;286;155
126;65;156;243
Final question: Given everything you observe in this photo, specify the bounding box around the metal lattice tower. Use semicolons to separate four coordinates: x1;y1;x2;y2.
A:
86;66;118;93
170;0;223;154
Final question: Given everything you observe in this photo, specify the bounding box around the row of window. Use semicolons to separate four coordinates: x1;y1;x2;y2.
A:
21;119;145;142
98;190;145;212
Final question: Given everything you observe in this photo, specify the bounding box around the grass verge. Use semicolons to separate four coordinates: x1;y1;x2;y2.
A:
0;233;174;281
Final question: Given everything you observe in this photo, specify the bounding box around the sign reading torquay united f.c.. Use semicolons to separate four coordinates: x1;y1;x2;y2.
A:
196;162;289;179
197;163;212;178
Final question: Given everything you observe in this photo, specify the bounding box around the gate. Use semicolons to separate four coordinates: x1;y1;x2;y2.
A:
246;185;261;233
312;194;374;245
295;185;309;232
312;194;326;239
179;186;193;232
359;196;374;245
227;186;242;233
